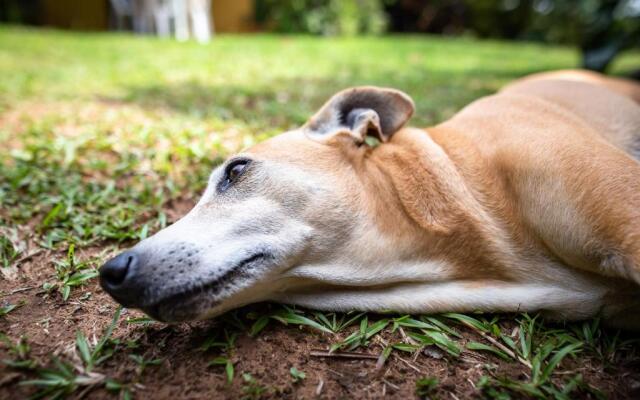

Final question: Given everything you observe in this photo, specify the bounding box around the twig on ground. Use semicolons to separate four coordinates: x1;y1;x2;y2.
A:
15;248;45;265
398;326;420;346
458;321;532;369
315;379;324;396
394;353;423;374
73;381;99;400
382;379;400;391
8;286;36;294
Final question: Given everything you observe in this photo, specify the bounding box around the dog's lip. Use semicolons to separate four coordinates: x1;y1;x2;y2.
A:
143;252;270;322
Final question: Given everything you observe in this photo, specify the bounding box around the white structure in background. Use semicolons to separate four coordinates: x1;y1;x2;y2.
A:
109;0;213;43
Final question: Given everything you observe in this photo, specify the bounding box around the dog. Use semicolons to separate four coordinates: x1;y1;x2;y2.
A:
100;70;640;330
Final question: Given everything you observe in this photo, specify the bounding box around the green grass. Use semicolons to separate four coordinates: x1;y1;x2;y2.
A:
1;25;639;399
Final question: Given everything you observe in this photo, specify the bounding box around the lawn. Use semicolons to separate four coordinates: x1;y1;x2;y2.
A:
1;26;639;399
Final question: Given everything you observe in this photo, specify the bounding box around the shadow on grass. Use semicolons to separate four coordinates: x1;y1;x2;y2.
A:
105;66;555;129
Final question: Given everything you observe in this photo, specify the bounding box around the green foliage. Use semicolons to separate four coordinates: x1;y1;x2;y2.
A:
0;229;20;267
465;314;608;399
19;357;102;400
125;316;158;326
466;341;512;360
312;311;365;333
200;329;237;352
128;354;163;375
1;334;37;370
393;315;461;356
241;373;268;400
209;357;235;385
0;301;22;317
255;0;388;35
385;1;639;71
271;305;337;334
203;329;236;385
465;0;640;71
248;314;271;337
415;376;439;398
528;0;639;71
75;306;123;372
289;367;306;382
330;316;390;352
105;380;133;400
45;244;99;301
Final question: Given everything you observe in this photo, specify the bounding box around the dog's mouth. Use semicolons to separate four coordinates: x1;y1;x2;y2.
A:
143;252;270;322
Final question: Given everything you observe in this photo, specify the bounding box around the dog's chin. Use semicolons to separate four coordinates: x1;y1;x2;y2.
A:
138;253;273;323
143;292;216;323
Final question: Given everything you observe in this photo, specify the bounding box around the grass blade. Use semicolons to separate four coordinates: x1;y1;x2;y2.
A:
541;342;582;382
466;341;512;361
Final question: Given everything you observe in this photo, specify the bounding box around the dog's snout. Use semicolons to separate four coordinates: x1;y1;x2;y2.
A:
100;251;138;287
99;241;207;315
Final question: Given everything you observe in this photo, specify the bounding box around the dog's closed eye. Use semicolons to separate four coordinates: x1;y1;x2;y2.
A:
218;159;251;192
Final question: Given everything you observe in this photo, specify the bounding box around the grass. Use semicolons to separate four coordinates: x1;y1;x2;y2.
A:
1;25;639;399
44;244;100;301
13;307;123;399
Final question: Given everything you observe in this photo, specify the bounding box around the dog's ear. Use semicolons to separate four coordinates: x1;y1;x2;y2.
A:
304;87;414;144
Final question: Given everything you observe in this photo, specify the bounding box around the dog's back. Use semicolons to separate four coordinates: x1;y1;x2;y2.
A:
431;69;640;307
500;70;640;160
505;69;640;103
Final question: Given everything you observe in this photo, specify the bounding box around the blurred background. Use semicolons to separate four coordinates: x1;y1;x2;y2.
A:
1;0;639;72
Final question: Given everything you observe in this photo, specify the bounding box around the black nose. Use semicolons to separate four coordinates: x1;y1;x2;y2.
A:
100;251;138;287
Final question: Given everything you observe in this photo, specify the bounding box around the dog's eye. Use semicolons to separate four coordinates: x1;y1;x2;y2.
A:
228;163;245;180
219;159;250;192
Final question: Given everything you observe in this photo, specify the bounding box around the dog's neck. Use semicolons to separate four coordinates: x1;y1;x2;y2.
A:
364;126;526;280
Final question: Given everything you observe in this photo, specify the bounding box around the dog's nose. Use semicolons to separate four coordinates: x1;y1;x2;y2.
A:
100;251;138;287
100;250;148;308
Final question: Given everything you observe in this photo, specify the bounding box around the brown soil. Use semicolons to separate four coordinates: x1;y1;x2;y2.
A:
1;239;640;399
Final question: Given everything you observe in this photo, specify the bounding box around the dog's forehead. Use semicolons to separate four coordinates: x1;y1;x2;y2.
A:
246;130;339;165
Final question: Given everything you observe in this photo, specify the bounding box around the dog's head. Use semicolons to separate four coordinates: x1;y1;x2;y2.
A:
100;87;466;322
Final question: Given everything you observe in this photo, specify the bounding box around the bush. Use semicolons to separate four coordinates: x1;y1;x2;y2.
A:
386;0;640;72
255;0;389;35
525;0;640;71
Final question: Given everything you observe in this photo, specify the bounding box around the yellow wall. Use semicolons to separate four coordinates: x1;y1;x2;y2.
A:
212;0;255;33
39;0;255;33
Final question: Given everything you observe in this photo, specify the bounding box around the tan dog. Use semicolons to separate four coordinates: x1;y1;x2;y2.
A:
100;70;640;330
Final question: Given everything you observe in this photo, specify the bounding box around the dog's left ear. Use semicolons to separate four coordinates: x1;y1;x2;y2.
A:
304;87;415;144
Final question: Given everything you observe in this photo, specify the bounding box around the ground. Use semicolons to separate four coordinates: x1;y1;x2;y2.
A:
1;26;640;399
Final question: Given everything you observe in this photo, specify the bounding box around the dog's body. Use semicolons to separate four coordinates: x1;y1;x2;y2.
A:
100;70;640;330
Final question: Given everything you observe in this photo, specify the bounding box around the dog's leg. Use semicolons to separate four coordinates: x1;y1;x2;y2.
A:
274;280;611;323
